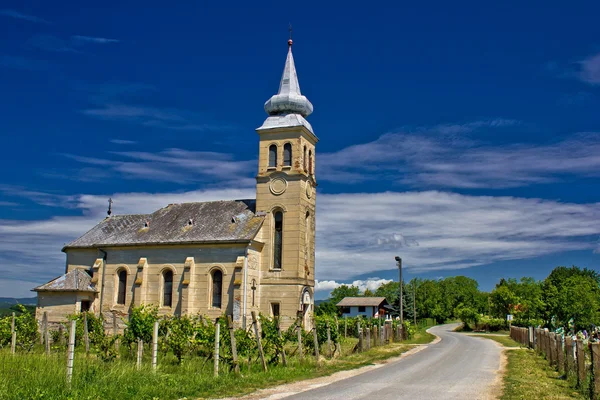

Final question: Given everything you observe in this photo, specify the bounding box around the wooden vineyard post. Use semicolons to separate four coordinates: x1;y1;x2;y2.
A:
551;333;556;367
557;335;564;375
335;316;339;338
326;322;332;357
357;323;363;352
344;318;347;338
251;311;267;372
366;327;371;350
591;343;600;399
565;337;573;376
576;339;586;388
374;325;378;347
66;319;76;386
312;320;320;362
11;312;16;354
297;325;303;360
113;312;119;353
44;312;50;355
83;312;90;357
277;319;287;366
58;325;65;346
227;316;240;374
152;321;158;371
529;326;534;349
214;319;220;377
137;339;143;370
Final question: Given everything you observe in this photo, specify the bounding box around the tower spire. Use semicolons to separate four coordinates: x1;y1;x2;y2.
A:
260;33;314;133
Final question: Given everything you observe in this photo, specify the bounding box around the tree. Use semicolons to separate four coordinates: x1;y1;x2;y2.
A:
315;301;338;316
329;285;361;305
543;266;600;330
315;285;361;316
490;284;518;318
375;281;400;306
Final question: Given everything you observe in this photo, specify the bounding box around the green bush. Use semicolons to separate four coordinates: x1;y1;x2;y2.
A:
123;305;158;346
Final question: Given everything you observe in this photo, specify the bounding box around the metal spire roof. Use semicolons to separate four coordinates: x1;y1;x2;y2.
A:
259;39;314;133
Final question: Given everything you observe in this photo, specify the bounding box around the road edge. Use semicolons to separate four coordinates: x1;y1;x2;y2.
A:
218;329;442;400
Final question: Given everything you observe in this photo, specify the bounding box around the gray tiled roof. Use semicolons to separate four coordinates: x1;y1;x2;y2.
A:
63;200;264;250
33;269;96;292
336;297;388;307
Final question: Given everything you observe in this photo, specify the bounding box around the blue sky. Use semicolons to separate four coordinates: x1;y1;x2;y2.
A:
1;1;600;298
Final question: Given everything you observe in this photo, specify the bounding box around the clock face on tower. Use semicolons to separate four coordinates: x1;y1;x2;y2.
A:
269;176;288;196
305;182;313;199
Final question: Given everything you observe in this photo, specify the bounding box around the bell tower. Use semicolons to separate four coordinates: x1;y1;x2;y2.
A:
255;37;317;327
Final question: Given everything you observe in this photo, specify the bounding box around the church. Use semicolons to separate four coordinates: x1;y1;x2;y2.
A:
34;38;318;331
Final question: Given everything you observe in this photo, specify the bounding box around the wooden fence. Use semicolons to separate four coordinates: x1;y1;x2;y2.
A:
510;326;600;398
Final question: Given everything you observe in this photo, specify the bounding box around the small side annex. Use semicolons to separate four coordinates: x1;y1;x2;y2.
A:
33;269;97;328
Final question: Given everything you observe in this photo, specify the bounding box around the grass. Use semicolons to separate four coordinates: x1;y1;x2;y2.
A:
404;326;436;345
501;349;585;399
474;333;584;399
472;334;522;348
0;330;436;400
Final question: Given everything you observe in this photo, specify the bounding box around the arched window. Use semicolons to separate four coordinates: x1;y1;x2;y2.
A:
283;143;292;167
273;211;283;270
163;270;173;307
308;150;313;175
117;269;127;305
211;269;223;308
305;211;310;254
303;146;307;171
269;144;277;168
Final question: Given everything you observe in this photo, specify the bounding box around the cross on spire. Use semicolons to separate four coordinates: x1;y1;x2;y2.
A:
288;23;293;46
107;198;113;216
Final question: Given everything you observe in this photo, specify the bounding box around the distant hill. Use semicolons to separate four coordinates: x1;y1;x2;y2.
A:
0;297;37;306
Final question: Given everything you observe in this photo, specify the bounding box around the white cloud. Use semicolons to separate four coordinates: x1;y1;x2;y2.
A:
62;148;256;185
314;280;341;292
110;139;137;145
579;53;600;85
3;188;599;298
315;278;393;294
320;128;600;189
315;191;600;280
71;35;119;45
0;9;50;24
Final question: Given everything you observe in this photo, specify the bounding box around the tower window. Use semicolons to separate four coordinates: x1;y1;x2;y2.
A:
211;269;223;308
308;150;313;175
273;211;283;270
271;302;280;317
163;270;173;308
283;143;292;167
117;269;127;305
305;211;310;257
303;146;307;171
269;144;277;168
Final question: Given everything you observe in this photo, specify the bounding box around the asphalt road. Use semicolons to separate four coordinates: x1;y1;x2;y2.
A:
284;324;502;400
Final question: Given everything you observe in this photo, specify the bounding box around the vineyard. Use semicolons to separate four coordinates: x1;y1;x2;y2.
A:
0;305;420;400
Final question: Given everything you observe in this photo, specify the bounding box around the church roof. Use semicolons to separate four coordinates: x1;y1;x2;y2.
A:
33;269;97;292
259;39;315;134
63;199;264;250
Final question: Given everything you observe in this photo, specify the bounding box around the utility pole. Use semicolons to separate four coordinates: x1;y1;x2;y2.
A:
413;280;417;326
395;256;403;325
